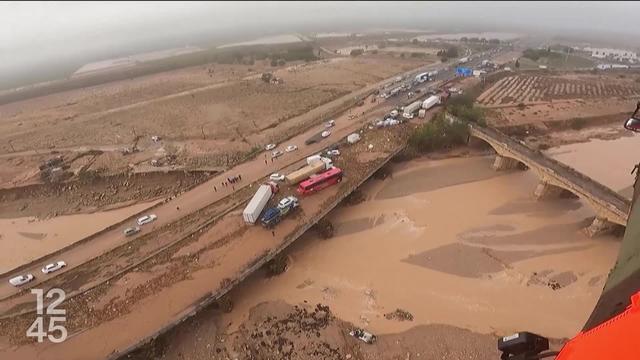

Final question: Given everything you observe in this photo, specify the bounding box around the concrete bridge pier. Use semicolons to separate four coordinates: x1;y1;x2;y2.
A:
585;217;617;237
533;181;567;200
492;155;519;171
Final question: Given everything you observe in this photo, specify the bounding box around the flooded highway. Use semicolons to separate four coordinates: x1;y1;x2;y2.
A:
0;200;159;273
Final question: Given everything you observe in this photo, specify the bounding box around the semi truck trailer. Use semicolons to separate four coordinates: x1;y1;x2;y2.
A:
242;181;279;224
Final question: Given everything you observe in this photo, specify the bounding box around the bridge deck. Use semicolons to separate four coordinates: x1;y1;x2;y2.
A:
470;124;631;222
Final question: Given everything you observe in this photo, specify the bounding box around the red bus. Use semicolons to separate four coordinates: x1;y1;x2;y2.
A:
297;167;343;195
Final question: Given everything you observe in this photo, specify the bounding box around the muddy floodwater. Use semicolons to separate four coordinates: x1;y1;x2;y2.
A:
0;200;159;273
221;155;619;339
546;133;640;197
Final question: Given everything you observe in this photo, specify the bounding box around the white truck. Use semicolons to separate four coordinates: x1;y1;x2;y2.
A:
415;72;429;83
306;154;322;165
402;100;423;119
422;95;441;111
242;182;279;224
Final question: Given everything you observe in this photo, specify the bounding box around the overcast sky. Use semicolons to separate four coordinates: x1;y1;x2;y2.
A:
2;1;640;86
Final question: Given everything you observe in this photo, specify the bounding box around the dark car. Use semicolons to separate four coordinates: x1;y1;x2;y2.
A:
260;207;282;228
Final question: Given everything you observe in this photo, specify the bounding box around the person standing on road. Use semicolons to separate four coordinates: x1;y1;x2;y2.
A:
271;230;275;237
214;186;217;192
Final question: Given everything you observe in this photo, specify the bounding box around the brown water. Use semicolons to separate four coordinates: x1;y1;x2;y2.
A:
0;200;159;272
221;155;619;339
546;134;640;197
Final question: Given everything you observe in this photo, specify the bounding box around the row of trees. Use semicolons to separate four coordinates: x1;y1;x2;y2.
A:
408;112;469;152
214;45;319;67
407;96;486;153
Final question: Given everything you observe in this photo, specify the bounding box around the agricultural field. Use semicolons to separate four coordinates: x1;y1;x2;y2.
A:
477;73;640;127
477;73;640;107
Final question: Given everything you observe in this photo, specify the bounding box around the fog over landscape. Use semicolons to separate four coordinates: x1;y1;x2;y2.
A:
2;1;640;88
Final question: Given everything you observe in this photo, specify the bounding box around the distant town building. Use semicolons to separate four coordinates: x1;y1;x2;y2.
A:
583;47;638;62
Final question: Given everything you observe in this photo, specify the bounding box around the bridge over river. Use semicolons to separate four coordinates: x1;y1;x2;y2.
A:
469;124;631;236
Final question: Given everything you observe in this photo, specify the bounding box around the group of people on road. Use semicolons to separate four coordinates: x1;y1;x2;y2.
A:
214;174;242;192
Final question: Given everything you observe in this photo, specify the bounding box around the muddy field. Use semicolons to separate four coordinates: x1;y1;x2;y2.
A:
0;55;425;191
0;170;210;219
125;300;505;360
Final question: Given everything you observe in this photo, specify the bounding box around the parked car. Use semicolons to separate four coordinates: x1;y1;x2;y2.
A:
326;149;340;156
269;173;285;182
41;261;67;274
285;145;298;152
271;150;284;158
277;196;299;212
9;274;34;287
265;143;277;151
124;226;141;237
321;130;331;138
137;214;157;226
325;120;335;128
349;328;377;344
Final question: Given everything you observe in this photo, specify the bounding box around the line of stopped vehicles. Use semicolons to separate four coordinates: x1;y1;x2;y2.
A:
243;79;460;341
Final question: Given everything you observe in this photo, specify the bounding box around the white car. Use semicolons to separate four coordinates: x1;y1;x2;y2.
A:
321;130;331;138
285;145;298;152
271;150;283;158
124;226;141;237
269;173;285;182
9;274;34;287
326;149;340;156
325;120;335;128
41;261;67;274
265;143;277;151
277;196;299;211
137;214;157;226
349;328;377;344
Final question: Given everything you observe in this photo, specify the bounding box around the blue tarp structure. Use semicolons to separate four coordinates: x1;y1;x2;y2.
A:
456;67;473;77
